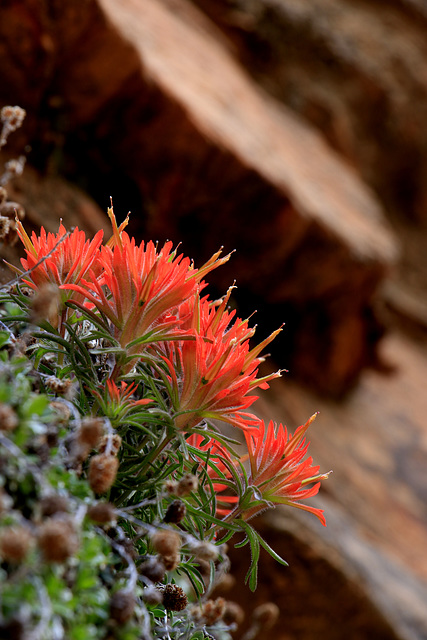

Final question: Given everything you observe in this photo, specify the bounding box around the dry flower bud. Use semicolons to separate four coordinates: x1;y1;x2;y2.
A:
163;479;177;494
1;105;26;131
164;499;186;524
86;502;116;524
223;601;245;626
151;529;181;557
140;557;166;582
0;215;11;239
192;541;218;562
162;552;180;571
77;417;104;448
162;584;188;611
109;590;135;624
30;284;60;325
46;376;73;395
252;602;279;629
49;401;71;424
0;403;19;431
89;454;119;494
176;473;198;496
98;433;121;456
142;586;163;605
0;526;33;563
39;494;69;518
37;518;78;563
202;598;226;626
0;186;7;206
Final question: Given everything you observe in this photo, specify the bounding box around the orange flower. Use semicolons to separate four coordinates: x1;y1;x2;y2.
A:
242;416;328;525
161;291;281;431
14;219;103;303
188;416;328;526
64;209;230;365
89;380;152;423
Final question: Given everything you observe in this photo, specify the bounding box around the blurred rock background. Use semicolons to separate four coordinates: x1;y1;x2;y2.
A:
1;1;427;638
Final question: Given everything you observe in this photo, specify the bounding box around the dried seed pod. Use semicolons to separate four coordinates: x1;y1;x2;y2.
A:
142;585;163;605
0;215;11;240
98;433;121;456
49;401;71;425
162;552;180;572
0;403;19;431
192;541;218;562
163;500;186;524
176;473;198;496
163;479;178;494
202;598;226;626
109;590;135;624
151;529;181;557
252;602;279;629
0;526;33;563
140;556;166;583
77;417;104;448
223;601;245;626
39;494;69;518
0;186;7;206
162;584;188;611
46;376;73;395
88;454;119;494
86;502;116;524
37;518;78;563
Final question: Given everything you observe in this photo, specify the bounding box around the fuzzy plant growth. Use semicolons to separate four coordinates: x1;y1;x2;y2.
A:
0;206;329;640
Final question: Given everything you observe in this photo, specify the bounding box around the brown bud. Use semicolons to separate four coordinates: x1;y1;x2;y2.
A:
192;541;218;562
86;502;116;524
77;417;104;448
162;552;180;572
0;526;33;563
0;403;19;431
176;473;198;496
162;584;188;611
142;586;163;605
98;433;121;456
46;376;73;395
0;186;7;206
37;518;78;563
110;590;135;625
39;494;69;518
151;529;181;557
88;454;119;493
140;557;166;583
223;601;245;626
164;500;186;524
0;215;11;240
49;401;71;425
202;598;226;626
252;602;279;629
163;479;178;494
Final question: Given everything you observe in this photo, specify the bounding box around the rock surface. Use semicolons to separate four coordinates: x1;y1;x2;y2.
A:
0;0;398;393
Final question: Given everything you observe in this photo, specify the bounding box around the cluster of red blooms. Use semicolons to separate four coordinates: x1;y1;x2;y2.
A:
12;209;328;526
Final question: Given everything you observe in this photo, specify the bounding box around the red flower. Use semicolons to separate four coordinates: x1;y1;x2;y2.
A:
161;290;281;431
89;380;152;423
188;416;328;526
242;416;328;525
64;208;230;365
13;220;103;305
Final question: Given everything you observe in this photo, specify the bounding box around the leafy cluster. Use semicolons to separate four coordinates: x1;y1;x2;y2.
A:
0;207;328;639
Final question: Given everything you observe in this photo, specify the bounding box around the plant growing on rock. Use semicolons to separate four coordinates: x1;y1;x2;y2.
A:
0;204;329;639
